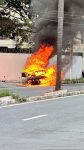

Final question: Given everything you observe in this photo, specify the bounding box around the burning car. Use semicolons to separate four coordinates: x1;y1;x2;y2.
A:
21;69;46;85
21;44;63;86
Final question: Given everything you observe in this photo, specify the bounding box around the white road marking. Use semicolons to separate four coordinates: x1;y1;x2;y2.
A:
22;114;47;121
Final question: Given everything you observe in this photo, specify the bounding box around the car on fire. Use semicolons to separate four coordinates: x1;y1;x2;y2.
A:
21;70;46;85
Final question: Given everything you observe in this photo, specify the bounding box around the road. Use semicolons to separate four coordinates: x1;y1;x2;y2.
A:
0;82;84;97
0;95;84;150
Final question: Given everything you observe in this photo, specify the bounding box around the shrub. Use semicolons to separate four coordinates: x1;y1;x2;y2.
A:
12;94;27;103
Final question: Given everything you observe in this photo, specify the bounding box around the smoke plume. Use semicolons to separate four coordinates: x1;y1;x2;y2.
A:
31;0;84;50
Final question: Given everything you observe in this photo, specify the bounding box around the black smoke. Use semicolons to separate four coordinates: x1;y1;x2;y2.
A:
31;0;84;50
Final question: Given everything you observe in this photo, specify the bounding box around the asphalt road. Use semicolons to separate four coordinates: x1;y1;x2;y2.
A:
0;82;84;97
0;95;84;150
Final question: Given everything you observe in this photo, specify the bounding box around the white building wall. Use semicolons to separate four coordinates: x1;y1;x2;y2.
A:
49;55;82;80
63;56;82;79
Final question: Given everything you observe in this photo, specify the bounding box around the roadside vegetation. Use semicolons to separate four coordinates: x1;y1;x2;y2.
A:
0;0;33;53
12;94;27;103
0;89;27;103
0;90;11;97
0;87;84;106
0;78;84;105
63;78;84;84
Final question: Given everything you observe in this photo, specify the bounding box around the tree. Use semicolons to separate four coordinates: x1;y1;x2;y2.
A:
0;0;33;51
4;0;31;19
0;0;4;5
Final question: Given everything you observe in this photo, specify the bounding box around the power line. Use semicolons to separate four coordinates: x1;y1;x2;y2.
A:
33;17;84;27
32;10;84;17
32;14;84;21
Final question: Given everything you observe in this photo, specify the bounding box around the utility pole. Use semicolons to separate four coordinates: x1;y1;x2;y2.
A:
55;0;64;91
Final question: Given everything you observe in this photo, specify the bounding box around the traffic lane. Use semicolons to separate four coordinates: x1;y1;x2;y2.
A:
0;95;84;134
0;82;84;98
0;81;55;97
0;95;84;150
0;86;55;98
0;94;84;124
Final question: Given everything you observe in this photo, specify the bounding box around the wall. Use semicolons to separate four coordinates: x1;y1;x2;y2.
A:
63;56;82;79
0;53;83;82
49;55;83;80
0;53;31;82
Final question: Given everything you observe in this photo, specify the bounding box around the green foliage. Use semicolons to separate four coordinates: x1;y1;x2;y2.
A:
0;90;27;103
0;90;11;97
0;17;16;37
0;1;31;36
0;0;4;5
63;78;84;84
0;0;33;51
4;0;28;9
5;0;21;8
11;94;27;103
4;0;31;17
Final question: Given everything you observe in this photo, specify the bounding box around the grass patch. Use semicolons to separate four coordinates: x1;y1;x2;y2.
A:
63;78;84;84
0;90;11;98
0;90;27;103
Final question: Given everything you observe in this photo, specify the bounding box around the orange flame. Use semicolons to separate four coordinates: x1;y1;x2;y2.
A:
22;44;63;86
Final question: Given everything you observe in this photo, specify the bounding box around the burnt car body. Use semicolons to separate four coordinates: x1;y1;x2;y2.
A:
21;70;46;85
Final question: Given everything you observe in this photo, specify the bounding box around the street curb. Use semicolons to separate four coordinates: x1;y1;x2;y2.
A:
0;90;84;106
0;96;15;106
27;89;68;101
27;90;84;102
